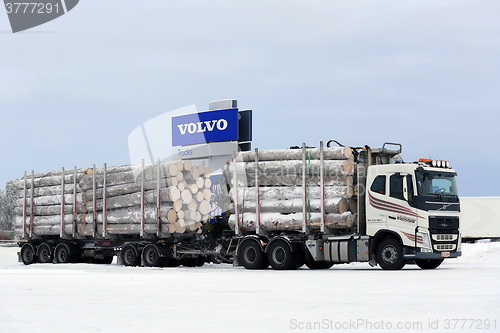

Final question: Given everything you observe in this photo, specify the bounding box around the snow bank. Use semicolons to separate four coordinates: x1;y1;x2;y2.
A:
455;241;500;264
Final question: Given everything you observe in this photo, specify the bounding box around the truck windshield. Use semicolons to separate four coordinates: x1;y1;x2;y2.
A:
415;170;458;197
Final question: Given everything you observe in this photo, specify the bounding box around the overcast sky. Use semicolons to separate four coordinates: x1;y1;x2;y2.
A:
1;0;499;196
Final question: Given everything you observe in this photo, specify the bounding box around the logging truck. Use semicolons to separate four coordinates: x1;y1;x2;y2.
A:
16;141;461;270
225;142;461;270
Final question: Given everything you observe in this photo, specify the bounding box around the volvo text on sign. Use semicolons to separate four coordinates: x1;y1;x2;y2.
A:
172;108;238;146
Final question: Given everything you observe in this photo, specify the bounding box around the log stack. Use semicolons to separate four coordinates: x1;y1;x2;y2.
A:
11;168;90;236
12;161;213;238
226;146;357;232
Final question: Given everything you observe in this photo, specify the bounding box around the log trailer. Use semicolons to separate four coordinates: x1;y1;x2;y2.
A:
17;141;461;270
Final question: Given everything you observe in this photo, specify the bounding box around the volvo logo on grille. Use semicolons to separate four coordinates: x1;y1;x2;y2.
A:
437;203;453;211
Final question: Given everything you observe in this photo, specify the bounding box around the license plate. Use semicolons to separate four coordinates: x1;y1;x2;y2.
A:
441;251;450;257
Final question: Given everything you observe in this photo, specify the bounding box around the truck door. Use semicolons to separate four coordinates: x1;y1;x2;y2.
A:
366;174;387;230
386;173;420;246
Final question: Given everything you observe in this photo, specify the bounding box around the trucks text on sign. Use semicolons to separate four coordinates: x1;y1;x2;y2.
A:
172;108;238;146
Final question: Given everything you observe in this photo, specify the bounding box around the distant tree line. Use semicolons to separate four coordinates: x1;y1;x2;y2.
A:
0;182;15;230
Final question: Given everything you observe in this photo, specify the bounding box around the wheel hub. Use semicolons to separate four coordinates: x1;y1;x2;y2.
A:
124;250;134;264
383;245;397;264
39;249;49;262
244;248;257;263
146;249;156;264
23;249;33;262
58;250;68;262
273;247;286;264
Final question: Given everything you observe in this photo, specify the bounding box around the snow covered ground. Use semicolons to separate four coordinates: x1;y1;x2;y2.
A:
1;242;499;333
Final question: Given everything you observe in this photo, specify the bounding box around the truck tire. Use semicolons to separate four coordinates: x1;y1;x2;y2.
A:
55;243;73;264
143;244;163;267
377;238;405;270
267;240;295;270
121;246;140;266
292;251;305;269
239;240;267;269
37;243;53;264
415;259;444;269
21;243;37;265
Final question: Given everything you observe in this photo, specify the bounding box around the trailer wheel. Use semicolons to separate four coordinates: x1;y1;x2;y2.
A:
143;244;163;267
377;238;405;270
21;243;37;265
55;243;73;264
239;241;267;269
415;259;443;269
121;245;140;267
267;240;294;270
37;243;53;264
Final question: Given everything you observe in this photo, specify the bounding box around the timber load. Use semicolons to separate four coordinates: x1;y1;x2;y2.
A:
12;160;213;238
226;145;357;232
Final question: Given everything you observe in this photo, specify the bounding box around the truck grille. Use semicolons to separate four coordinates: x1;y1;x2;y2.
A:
434;244;456;251
432;234;458;241
429;216;459;233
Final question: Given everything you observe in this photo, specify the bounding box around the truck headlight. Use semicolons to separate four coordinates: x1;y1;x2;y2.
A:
417;230;432;249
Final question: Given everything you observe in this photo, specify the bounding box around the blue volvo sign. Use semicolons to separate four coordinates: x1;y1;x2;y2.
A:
172;108;239;146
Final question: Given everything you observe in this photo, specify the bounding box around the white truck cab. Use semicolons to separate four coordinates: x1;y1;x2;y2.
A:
360;144;461;269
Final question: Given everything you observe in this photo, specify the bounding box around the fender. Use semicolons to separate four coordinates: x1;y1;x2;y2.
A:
55;242;80;256
265;236;302;253
235;236;265;257
149;243;172;258
36;242;53;257
370;229;405;263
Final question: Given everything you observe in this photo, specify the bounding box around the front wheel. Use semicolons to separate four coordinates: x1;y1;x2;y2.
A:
415;259;444;269
377;238;405;270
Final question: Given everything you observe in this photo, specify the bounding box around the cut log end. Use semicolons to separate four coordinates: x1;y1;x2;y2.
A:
167;209;178;223
198;200;211;215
